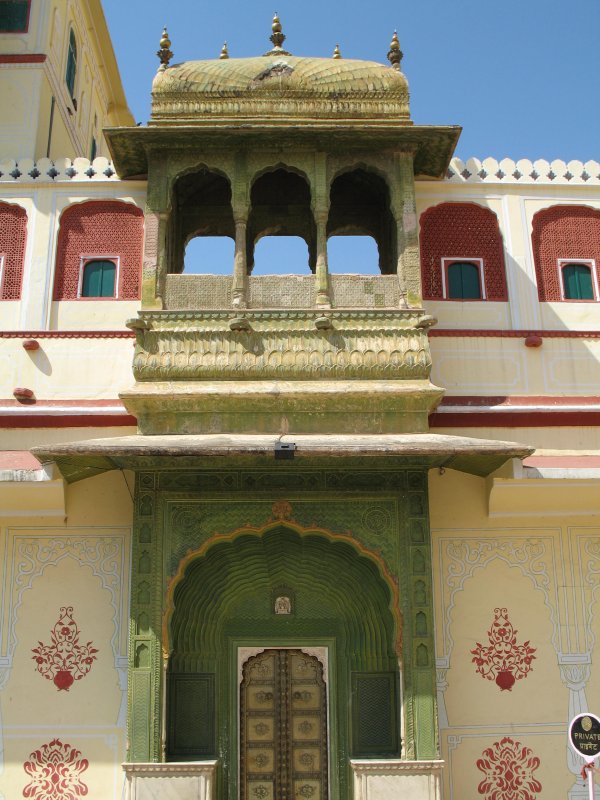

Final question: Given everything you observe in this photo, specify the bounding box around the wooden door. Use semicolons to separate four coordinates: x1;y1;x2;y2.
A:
240;649;328;800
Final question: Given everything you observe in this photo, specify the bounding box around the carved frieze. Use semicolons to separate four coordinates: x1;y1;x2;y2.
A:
130;309;434;382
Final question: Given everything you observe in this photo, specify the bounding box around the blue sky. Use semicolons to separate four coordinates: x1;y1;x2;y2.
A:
101;0;600;274
103;0;599;161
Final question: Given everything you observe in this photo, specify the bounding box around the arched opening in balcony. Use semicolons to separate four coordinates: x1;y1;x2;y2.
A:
247;169;315;275
171;168;234;275
327;169;396;274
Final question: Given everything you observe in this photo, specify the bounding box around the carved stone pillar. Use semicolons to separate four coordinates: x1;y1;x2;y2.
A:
142;154;170;309
395;151;421;309
314;210;331;307
559;655;594;799
232;153;249;309
232;213;248;308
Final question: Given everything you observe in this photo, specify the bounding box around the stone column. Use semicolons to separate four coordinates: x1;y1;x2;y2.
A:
142;155;170;310
232;153;249;309
312;153;331;307
395;151;421;309
314;210;331;307
232;211;248;308
128;473;163;763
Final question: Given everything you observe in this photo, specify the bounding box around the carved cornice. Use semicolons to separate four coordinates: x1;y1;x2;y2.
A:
151;95;410;122
350;758;445;774
130;310;434;382
122;761;218;776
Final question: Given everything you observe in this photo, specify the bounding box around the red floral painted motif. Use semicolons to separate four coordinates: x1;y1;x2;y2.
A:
471;608;536;691
477;737;542;800
23;738;88;799
31;607;98;691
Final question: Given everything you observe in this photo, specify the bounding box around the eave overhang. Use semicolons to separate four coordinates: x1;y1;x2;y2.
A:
31;433;532;483
104;124;461;180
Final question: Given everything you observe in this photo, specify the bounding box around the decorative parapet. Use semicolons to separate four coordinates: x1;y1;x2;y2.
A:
0;157;121;182
2;155;598;186
129;309;435;382
123;309;442;435
445;157;600;185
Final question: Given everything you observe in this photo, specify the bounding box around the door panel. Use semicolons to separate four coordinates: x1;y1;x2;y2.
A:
241;650;328;800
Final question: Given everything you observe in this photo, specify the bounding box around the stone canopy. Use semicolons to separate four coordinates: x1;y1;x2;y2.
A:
150;55;411;123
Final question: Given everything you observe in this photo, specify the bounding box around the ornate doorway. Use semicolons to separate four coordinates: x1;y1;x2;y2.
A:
240;649;328;800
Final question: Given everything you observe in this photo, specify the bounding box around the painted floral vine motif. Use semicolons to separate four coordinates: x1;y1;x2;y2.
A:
477;736;542;800
471;607;536;691
31;607;98;691
23;738;89;799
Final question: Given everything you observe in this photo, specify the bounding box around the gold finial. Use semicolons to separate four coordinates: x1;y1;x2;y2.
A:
220;41;229;59
157;26;173;71
270;11;286;49
263;12;292;56
387;30;403;70
333;43;342;59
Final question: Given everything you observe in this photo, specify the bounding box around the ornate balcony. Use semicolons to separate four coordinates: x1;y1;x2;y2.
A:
121;307;442;436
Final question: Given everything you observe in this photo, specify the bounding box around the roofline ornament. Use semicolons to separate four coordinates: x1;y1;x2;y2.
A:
263;12;292;56
387;30;403;70
157;26;173;71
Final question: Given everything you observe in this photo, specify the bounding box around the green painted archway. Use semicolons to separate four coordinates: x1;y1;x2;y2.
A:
167;524;401;800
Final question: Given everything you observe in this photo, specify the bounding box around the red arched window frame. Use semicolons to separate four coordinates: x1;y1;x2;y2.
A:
53;201;143;300
0;201;28;300
531;205;600;302
419;202;508;301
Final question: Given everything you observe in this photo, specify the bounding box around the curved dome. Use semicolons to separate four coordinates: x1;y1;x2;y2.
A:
151;55;411;123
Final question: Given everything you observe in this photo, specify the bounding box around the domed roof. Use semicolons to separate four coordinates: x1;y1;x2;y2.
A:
151;54;410;124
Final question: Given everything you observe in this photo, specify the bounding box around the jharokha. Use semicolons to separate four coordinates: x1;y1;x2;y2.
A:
0;8;599;800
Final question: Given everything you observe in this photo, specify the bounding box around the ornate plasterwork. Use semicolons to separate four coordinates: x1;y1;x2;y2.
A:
150;56;410;123
237;646;328;685
447;156;600;185
575;533;600;650
0;156;119;182
129;309;433;381
8;533;128;665
437;536;561;660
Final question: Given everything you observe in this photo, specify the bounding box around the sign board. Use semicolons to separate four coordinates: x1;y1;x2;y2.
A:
569;713;600;763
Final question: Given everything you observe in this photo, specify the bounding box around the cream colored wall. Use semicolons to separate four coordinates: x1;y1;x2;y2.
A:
429;467;600;799
430;336;600;396
416;181;600;332
0;426;137;450
0;67;43;159
0;471;132;800
0;0;133;161
0;337;135;400
431;425;600;453
0;183;144;331
49;301;140;330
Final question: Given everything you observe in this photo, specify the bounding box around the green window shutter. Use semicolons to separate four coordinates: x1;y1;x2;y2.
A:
168;673;216;758
0;0;29;32
82;260;116;297
66;29;77;97
448;261;482;299
351;672;399;756
563;263;594;300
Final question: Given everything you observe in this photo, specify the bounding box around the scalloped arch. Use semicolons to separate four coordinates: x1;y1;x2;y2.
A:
164;519;402;669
